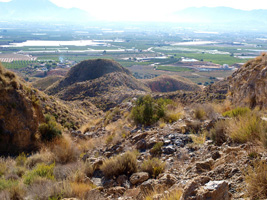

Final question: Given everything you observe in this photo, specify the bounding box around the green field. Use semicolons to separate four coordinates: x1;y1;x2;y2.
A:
156;66;193;72
2;61;35;69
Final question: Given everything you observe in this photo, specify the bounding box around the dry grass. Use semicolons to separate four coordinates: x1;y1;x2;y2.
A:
245;160;267;199
227;112;267;145
140;158;165;178
100;151;138;178
145;189;183;200
48;135;80;164
70;182;93;198
191;131;206;145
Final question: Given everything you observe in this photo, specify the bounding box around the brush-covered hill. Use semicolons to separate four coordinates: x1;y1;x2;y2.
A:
0;63;101;155
228;53;267;108
143;75;201;93
46;59;150;110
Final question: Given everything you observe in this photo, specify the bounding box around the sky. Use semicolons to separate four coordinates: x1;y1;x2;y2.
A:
1;0;267;21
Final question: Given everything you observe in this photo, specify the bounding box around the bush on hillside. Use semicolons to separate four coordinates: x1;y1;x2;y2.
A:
140;158;165;178
100;151;137;178
38;114;62;142
222;107;251;118
131;95;172;126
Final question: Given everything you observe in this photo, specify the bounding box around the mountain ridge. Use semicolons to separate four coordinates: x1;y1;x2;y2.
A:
0;0;92;22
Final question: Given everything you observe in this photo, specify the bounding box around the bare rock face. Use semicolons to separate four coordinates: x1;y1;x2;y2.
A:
229;53;267;108
0;64;44;155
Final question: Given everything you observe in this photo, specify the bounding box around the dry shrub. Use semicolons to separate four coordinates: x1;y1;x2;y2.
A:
191;131;206;145
100;151;138;178
150;142;163;157
49;136;80;164
227;112;267;145
53;162;80;181
208;120;228;145
25;149;54;169
245;160;267;199
140;158;165;178
223;107;251;118
70;182;93;199
27;179;73;200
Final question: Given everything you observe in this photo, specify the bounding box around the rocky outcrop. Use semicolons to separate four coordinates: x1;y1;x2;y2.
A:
229;53;267;108
0;63;44;155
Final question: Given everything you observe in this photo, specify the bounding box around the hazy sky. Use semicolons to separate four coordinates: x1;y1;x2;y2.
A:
1;0;267;21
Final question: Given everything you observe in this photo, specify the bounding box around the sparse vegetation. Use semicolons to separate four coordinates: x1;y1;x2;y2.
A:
222;107;251;118
140;158;165;178
38;114;62;142
245;160;267;199
131;95;172;126
100;151;138;178
150;142;163;157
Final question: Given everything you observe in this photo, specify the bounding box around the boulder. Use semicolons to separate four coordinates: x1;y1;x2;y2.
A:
197;180;231;200
130;172;149;185
107;186;126;195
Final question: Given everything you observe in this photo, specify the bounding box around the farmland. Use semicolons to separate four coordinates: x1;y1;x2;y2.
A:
0;22;267;84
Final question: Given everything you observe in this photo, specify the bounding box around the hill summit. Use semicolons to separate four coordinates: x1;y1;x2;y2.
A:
46;59;150;110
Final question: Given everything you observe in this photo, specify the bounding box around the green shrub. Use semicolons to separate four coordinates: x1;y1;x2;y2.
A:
222;107;251;118
140;158;165;178
15;152;27;166
131;95;172;126
39;114;62;142
0;162;7;177
23;163;55;185
150;142;163;157
0;178;18;190
100;151;137;178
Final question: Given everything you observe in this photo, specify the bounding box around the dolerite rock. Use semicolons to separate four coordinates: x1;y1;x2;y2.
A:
139;179;159;194
130;172;149;185
197;181;231;200
211;151;221;160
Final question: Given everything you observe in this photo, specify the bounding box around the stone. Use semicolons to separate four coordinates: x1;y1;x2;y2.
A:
117;175;130;189
130;172;149;185
85;189;105;200
196;180;231;200
158;174;177;187
196;159;214;173
136;139;147;150
211;151;221;160
181;176;211;200
162;145;176;154
92;158;104;170
107;186;126;195
132;132;148;143
139;179;159;194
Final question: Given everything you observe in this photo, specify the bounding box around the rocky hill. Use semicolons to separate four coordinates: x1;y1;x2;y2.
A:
0;63;44;155
143;75;201;93
228;53;267;108
0;63;101;155
46;59;150;110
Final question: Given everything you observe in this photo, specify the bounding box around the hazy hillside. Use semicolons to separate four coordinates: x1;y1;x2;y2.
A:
0;0;91;22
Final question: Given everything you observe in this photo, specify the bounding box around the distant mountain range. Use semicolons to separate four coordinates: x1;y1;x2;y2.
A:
173;7;267;26
0;0;267;27
0;0;92;22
